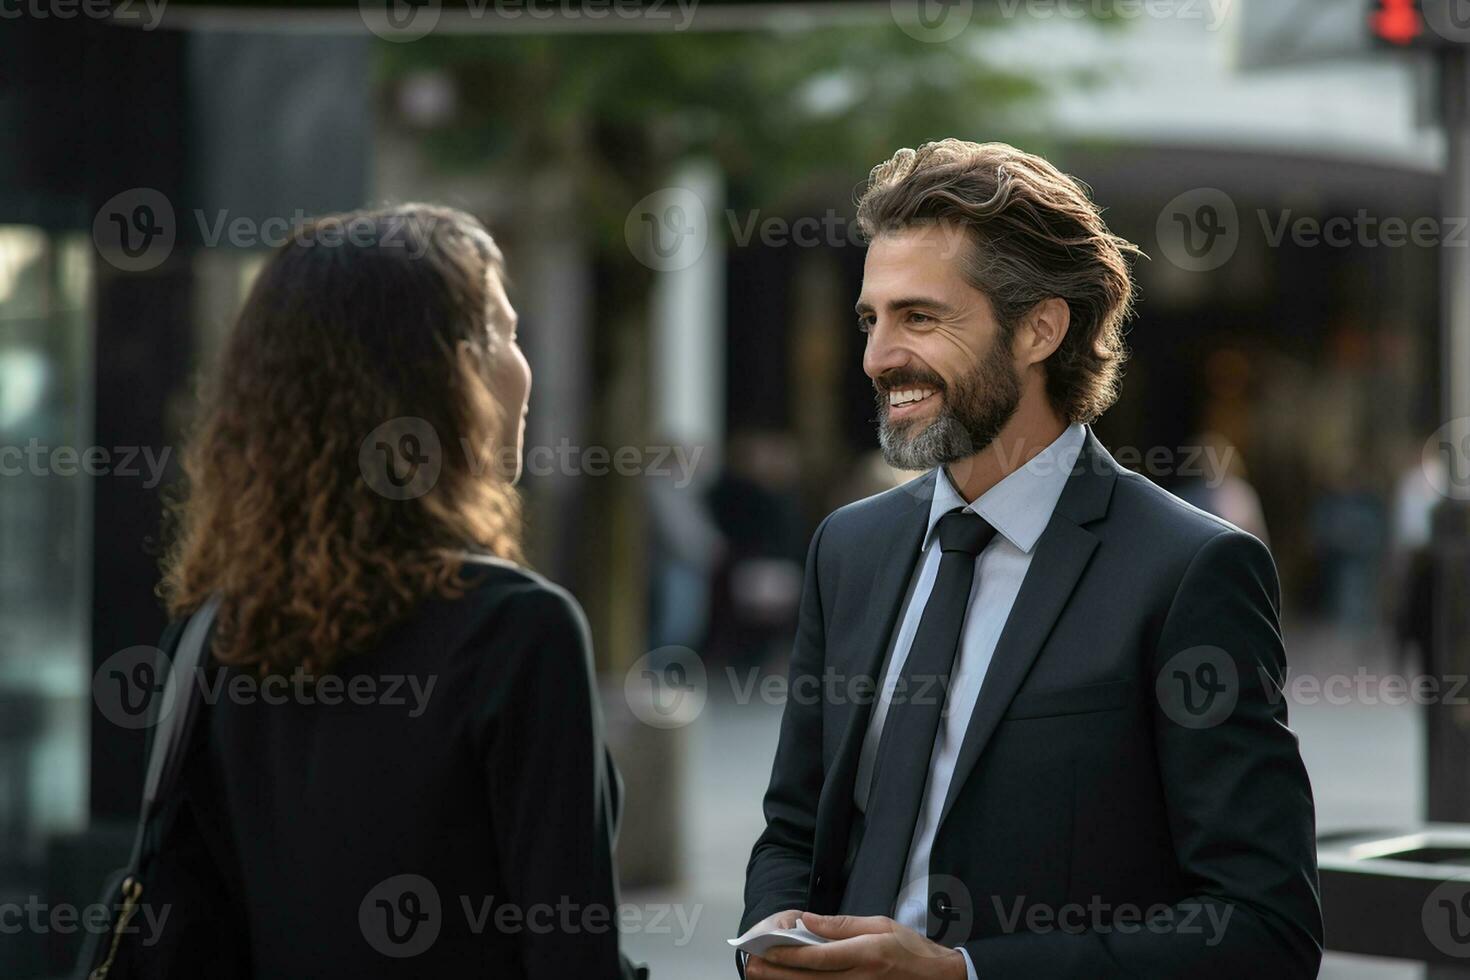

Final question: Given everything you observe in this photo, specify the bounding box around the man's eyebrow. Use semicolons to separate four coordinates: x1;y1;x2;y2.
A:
854;296;957;315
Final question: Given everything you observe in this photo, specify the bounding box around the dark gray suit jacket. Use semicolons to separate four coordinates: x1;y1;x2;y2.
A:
742;429;1323;978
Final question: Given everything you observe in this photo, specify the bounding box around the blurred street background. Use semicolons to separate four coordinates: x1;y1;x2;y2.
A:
3;0;1468;976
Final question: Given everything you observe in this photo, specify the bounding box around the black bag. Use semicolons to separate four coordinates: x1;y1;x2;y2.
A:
74;596;222;980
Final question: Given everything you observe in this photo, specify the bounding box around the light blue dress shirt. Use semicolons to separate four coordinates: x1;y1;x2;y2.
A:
851;423;1086;978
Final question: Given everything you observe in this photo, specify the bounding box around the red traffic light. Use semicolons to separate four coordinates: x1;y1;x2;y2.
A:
1371;0;1425;46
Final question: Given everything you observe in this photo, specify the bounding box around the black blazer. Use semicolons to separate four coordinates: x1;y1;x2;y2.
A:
155;557;631;979
742;429;1323;978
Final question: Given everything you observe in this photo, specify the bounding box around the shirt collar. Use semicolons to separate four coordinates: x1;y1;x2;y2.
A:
922;423;1087;555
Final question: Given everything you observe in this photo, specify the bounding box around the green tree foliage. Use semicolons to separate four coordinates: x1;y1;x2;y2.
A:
378;18;1097;245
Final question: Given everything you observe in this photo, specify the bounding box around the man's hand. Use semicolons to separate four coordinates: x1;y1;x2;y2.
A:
750;909;804;935
746;913;967;979
740;910;802;978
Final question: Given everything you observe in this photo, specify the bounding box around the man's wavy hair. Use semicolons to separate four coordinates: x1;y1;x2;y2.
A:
856;140;1142;424
161;204;523;676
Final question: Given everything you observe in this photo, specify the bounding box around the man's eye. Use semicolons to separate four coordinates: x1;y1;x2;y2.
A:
909;312;933;324
856;317;873;334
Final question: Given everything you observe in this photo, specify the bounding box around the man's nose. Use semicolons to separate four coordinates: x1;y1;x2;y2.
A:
862;321;907;381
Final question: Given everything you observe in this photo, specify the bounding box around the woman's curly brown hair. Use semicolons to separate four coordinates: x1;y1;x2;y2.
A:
856;140;1144;424
161;204;523;676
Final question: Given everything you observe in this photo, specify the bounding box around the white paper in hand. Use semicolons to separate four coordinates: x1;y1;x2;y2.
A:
727;919;831;957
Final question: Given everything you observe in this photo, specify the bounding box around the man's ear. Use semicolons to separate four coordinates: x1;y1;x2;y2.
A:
1016;297;1070;367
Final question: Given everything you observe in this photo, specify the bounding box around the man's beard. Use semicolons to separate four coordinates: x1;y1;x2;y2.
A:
874;332;1022;471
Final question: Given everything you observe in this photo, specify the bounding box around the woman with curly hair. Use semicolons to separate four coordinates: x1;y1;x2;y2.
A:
150;205;635;979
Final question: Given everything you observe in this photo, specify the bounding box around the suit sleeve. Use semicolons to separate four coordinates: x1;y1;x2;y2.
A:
476;585;626;980
963;529;1324;979
740;514;834;936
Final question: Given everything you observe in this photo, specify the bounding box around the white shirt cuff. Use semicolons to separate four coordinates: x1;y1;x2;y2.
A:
959;947;978;980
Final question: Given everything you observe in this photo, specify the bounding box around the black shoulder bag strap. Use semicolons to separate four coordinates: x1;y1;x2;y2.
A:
79;595;222;980
134;594;222;862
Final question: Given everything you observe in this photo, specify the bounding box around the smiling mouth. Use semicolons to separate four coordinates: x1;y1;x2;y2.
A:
885;386;940;419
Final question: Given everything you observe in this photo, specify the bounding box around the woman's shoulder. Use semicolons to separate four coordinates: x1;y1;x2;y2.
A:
452;555;591;660
443;557;598;725
457;554;582;617
457;552;554;591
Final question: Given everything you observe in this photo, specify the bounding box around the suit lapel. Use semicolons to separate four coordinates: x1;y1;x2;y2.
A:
936;428;1118;830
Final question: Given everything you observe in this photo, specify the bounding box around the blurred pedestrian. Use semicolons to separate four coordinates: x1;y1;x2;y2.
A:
1173;430;1270;547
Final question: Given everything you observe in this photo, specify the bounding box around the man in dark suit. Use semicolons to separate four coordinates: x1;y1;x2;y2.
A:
739;140;1322;979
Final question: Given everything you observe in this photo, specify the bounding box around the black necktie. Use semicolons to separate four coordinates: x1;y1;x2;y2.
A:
841;508;997;919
